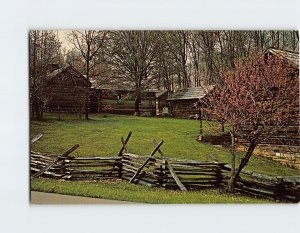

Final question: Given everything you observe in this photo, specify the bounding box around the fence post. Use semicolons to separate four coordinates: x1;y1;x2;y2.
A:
215;164;223;188
157;158;165;187
116;132;132;179
63;157;72;179
275;176;284;202
118;155;123;179
161;159;168;189
60;157;66;176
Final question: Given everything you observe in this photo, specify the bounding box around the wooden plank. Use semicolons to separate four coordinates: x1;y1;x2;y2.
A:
31;168;63;178
167;181;216;185
31;144;80;179
67;162;121;168
121;137;128;153
30;133;43;145
165;171;218;176
129;140;164;183
118;132;132;157
122;159;162;170
122;175;156;187
153;139;164;158
68;170;119;175
166;160;187;191
72;157;120;161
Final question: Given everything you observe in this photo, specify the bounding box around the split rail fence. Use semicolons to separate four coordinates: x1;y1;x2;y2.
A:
30;132;300;203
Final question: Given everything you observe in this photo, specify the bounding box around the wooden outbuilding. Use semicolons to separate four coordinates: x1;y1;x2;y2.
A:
259;48;299;150
43;66;91;113
156;90;169;115
90;88;158;116
167;86;213;118
238;48;299;166
264;48;299;69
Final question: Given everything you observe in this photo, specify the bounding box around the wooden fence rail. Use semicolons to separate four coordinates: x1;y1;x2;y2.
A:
30;133;300;203
30;151;300;202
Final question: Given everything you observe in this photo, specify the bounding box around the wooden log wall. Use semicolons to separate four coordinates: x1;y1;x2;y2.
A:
44;85;88;113
202;130;300;168
100;100;156;115
238;125;300;148
30;152;300;202
90;89;157;116
169;99;199;118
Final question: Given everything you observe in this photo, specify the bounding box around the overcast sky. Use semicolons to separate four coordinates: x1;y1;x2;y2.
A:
57;30;74;51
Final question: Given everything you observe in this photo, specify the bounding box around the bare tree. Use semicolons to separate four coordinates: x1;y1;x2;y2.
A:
29;30;62;120
67;30;107;119
166;31;191;88
108;31;159;116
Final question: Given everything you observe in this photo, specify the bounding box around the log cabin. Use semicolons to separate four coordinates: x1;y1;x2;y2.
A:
42;66;91;113
239;48;299;167
167;86;214;118
257;48;299;151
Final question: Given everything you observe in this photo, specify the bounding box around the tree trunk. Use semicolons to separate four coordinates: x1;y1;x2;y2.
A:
227;142;256;191
134;88;141;116
227;131;236;192
84;92;89;120
31;32;37;119
199;107;203;139
34;97;43;120
85;56;90;120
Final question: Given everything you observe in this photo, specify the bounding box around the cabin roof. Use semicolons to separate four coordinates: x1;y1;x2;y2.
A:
156;89;168;98
90;76;132;90
90;76;161;93
167;86;214;101
44;66;91;86
265;48;299;68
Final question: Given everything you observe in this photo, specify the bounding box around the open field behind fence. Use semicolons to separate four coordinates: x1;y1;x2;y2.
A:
31;145;300;203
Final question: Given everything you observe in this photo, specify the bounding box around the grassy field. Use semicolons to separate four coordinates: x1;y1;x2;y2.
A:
30;113;299;203
31;178;270;204
31;113;300;176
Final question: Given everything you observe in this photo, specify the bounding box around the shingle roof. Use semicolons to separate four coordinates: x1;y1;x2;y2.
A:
156;89;168;98
167;86;214;101
266;48;299;68
43;66;91;86
44;67;66;82
90;76;132;90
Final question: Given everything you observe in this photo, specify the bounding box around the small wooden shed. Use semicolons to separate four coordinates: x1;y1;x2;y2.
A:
156;90;169;115
167;86;213;118
43;66;91;113
90;88;158;116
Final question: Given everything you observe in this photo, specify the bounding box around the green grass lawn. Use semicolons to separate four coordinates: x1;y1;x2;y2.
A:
31;178;270;204
31;113;300;176
30;113;299;203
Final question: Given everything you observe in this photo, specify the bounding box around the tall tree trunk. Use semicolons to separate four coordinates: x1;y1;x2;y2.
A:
134;88;141;116
228;142;256;191
198;107;203;139
227;131;236;192
31;32;37;119
85;56;90;120
85;92;89;120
